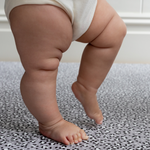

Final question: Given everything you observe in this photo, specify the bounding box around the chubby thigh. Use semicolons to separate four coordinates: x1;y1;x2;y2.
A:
76;0;127;47
9;4;72;71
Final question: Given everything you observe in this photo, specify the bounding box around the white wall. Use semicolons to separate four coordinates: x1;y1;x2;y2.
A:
0;0;20;61
0;0;150;63
143;0;150;13
0;0;5;10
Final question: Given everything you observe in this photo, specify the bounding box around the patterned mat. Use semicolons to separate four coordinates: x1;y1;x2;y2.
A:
0;62;150;150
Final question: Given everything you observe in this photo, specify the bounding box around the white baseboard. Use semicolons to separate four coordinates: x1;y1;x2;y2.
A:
0;31;20;61
0;12;150;63
115;33;150;64
0;11;11;31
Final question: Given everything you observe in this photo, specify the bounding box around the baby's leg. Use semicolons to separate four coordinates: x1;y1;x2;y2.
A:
72;0;126;124
10;4;88;145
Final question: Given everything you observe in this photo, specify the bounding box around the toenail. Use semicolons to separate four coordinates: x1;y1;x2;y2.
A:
79;138;82;142
75;140;78;143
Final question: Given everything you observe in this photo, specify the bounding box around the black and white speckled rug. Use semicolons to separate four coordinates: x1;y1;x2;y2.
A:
0;62;150;150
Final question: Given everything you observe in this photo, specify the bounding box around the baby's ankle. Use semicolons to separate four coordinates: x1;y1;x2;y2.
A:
39;118;63;130
75;79;97;94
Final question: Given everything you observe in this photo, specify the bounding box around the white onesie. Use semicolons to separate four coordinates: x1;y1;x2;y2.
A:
5;0;97;41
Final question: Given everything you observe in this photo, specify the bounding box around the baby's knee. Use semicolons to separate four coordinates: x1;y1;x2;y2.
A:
38;58;60;72
26;52;61;72
109;15;127;48
90;14;126;49
115;17;127;41
23;57;60;82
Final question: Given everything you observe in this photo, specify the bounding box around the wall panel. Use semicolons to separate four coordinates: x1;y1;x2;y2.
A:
143;0;150;13
0;0;5;10
106;0;141;13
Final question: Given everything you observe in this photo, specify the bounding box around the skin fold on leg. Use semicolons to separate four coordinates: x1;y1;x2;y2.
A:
9;4;88;145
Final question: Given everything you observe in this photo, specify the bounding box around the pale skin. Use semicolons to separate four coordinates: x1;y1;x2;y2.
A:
9;0;126;145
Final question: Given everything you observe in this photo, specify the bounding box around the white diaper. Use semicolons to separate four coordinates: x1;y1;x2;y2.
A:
5;0;97;41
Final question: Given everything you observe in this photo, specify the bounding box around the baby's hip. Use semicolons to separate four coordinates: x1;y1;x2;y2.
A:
5;0;97;41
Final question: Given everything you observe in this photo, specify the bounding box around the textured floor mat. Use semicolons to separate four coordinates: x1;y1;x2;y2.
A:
0;62;150;150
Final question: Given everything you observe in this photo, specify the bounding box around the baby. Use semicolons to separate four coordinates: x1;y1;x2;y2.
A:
5;0;126;145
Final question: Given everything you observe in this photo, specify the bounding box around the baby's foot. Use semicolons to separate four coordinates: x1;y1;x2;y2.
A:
72;81;103;124
39;119;88;145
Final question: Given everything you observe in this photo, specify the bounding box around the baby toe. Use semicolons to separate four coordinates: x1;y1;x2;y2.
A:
67;135;74;145
77;133;82;142
80;129;89;140
62;137;70;145
73;134;79;143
